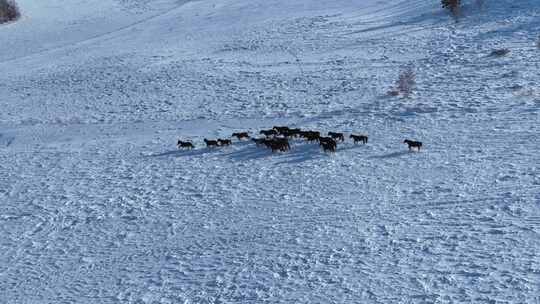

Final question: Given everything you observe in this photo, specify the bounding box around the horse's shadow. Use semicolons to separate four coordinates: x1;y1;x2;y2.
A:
150;147;219;158
221;140;327;164
227;141;370;164
369;150;411;159
151;140;371;164
150;140;253;158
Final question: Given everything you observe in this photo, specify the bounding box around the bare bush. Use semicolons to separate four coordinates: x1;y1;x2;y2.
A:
475;0;485;10
441;0;461;17
392;67;416;98
489;48;510;57
387;90;400;97
0;0;20;24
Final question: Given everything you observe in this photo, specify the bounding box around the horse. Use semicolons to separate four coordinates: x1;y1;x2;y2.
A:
350;134;368;144
273;126;290;135
267;140;289;153
252;137;268;147
278;128;302;138
204;139;219;148
328;132;345;142
320;139;337;152
319;137;336;144
272;137;290;151
300;131;320;142
288;128;302;138
232;132;250;140
404;139;422;151
260;129;278;137
218;139;232;146
177;140;194;149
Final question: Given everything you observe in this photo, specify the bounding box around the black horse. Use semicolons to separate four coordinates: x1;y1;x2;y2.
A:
404;139;422;151
273;126;290;135
320;138;337;152
232;132;250;140
177;140;194;149
350;134;368;144
218;139;232;146
204;139;219;148
252;137;268;147
288;128;302;138
300;131;320;142
266;140;290;152
328;132;345;142
260;129;278;137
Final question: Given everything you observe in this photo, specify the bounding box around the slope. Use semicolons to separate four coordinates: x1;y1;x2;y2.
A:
0;0;539;303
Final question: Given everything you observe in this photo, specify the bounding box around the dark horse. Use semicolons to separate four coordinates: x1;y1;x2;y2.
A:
204;139;219;148
300;131;320;143
350;134;368;144
328;132;345;142
218;139;232;146
252;137;268;147
267;140;290;152
273;126;290;135
404;139;422;151
260;129;278;137
232;132;250;140
320;138;337;152
177;140;194;149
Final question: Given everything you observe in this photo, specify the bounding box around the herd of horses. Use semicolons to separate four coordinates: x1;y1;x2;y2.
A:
176;126;422;153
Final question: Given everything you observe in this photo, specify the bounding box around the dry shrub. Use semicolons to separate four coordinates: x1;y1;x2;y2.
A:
387;90;400;97
395;66;416;98
0;0;20;24
441;0;461;17
475;0;485;10
489;48;510;57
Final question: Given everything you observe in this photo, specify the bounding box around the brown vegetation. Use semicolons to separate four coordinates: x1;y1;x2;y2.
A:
0;0;20;24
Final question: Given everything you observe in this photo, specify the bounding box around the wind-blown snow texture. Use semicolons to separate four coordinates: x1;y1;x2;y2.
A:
1;0;539;303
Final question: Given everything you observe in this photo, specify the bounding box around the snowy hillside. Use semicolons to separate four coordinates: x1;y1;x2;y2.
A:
1;0;539;303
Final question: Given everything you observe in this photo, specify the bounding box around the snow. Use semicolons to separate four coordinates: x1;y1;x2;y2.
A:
1;0;539;303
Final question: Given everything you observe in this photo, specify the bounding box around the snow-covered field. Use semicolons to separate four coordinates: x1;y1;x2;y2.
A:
1;0;539;303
